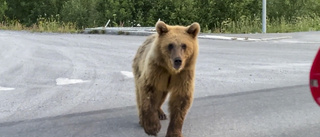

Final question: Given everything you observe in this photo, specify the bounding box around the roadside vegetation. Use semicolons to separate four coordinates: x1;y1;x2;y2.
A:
0;16;78;33
1;0;320;33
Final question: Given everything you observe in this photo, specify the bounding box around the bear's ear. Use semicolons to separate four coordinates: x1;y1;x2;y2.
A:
187;22;200;38
156;21;168;35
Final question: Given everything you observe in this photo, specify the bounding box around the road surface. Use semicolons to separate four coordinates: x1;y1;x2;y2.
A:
0;31;320;137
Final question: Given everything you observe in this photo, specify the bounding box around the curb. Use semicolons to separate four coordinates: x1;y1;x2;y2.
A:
84;27;292;41
198;35;292;41
259;36;292;41
84;27;155;36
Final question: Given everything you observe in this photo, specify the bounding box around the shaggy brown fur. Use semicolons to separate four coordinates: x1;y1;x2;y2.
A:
132;21;200;137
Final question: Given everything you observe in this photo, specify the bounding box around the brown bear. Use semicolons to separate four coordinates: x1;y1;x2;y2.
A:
132;21;200;137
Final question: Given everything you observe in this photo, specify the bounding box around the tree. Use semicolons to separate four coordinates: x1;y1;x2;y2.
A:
5;0;66;25
60;0;101;28
102;0;134;27
267;0;320;21
0;0;7;20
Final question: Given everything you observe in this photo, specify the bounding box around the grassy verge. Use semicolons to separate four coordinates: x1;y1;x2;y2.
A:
33;16;78;33
268;16;320;33
1;15;319;34
0;20;25;30
209;15;320;33
0;16;79;33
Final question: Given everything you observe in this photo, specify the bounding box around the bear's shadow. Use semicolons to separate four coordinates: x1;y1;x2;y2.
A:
0;105;170;137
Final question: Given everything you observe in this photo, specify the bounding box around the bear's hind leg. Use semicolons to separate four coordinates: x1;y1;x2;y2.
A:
134;83;143;126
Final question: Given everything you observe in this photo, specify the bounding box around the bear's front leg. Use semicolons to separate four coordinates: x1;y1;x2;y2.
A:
166;90;193;137
140;85;161;136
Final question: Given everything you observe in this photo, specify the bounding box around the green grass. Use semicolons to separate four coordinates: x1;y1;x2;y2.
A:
211;15;320;33
0;15;79;33
35;15;78;33
0;19;25;30
267;16;320;33
1;15;319;34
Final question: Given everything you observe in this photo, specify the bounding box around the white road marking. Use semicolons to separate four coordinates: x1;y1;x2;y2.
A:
120;71;134;78
56;78;90;85
0;86;15;91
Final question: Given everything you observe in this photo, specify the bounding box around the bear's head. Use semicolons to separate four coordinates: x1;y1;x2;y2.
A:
155;21;200;74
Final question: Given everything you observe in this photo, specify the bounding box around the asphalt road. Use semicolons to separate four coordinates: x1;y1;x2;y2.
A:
0;30;320;137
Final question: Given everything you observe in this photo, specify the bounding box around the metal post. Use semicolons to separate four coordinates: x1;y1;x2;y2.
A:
262;0;267;33
105;19;110;28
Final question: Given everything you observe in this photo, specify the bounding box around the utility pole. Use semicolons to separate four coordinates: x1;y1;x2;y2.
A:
262;0;267;33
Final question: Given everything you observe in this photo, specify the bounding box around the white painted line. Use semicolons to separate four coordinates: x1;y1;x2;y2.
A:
121;71;134;78
56;78;90;86
0;86;15;91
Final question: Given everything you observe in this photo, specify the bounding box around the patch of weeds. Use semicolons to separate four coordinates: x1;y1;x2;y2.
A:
89;30;99;34
118;31;125;35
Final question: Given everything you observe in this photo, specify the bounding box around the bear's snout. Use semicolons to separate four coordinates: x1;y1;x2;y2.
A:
173;57;182;70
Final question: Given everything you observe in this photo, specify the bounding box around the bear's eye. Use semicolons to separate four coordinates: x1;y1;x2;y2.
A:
181;44;187;50
168;44;174;50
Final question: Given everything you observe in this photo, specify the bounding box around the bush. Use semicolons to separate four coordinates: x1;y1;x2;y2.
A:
60;0;101;29
0;0;7;20
3;0;320;33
